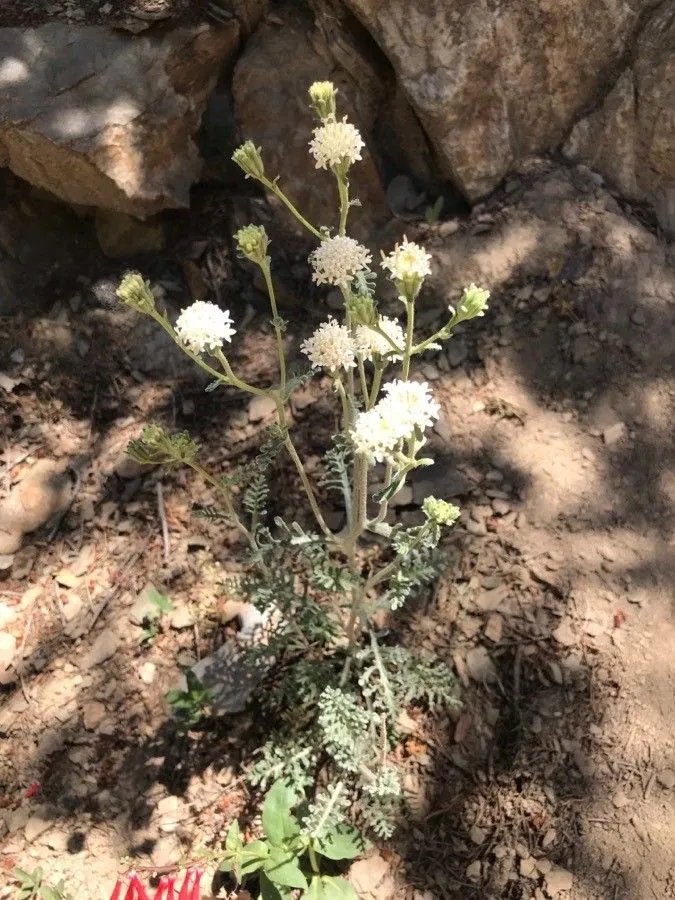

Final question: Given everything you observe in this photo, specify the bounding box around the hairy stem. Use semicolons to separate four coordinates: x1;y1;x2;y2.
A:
368;363;383;410
262;260;286;396
213;349;268;396
261;177;323;240
336;173;350;235
186;461;255;552
402;298;415;381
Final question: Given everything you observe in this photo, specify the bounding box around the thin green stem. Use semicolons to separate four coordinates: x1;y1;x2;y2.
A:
261;177;323;240
368;363;383;410
151;313;227;385
357;354;369;404
273;396;334;541
365;525;429;592
371;459;393;526
213;349;267;396
334;376;350;430
262;260;286;395
336;172;350;235
186;461;255;552
308;843;321;876
402;298;415;381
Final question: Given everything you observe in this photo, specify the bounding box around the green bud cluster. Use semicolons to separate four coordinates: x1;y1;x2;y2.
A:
348;293;377;328
127;425;199;469
116;271;156;314
450;283;490;324
235;224;270;266
422;496;461;526
231;140;265;180
308;81;338;122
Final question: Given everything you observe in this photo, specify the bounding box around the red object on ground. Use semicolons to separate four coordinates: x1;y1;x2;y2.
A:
23;781;40;799
109;869;203;900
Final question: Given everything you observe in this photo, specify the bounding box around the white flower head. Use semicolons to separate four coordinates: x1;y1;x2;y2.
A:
309;117;364;170
380;379;440;436
355;315;405;361
381;236;432;293
301;318;357;372
351;407;401;463
175;301;235;354
309;235;372;286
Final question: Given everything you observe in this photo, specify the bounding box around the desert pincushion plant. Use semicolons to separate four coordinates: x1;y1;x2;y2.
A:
116;79;489;861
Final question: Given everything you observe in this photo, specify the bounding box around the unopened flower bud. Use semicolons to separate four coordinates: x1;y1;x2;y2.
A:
231;141;265;180
235;224;269;265
451;283;490;322
348;293;377;328
423;496;460;526
309;80;338;121
116;271;156;314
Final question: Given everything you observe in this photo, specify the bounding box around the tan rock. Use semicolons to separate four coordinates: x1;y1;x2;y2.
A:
0;459;72;537
564;3;675;235
0;22;240;218
343;0;660;201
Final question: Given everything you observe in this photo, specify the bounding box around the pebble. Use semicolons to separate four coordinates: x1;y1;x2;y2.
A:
630;308;646;326
0;631;17;669
447;339;468;367
24;807;53;843
519;857;536;878
169;603;195;630
552;621;576;647
247;395;276;423
465;860;482;881
466;646;497;683
657;769;675;790
612;789;630;808
602;422;626;445
466;519;487;537
484;613;503;643
389;485;413;508
83;700;106;730
491;498;511;516
545;867;573;895
139;661;156;684
81;628;119;669
469;824;487;845
350;854;389;894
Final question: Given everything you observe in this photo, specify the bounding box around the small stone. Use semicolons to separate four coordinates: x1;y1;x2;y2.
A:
484;613;503;643
139;661;156;684
581;447;595;461
630;308;646;326
491;498;510;516
537;858;552;875
630;815;649;843
466;519;487;536
81;628;119;669
466;646;497;683
169;603;195;630
472;400;485;413
552;621;576;647
612;789;630;808
548;661;563;685
55;567;80;588
520;857;536;878
469;824;487;845
657;769;675;790
114;455;152;479
0;631;17;669
438;219;459;237
542;828;557;849
248;395;276;423
545;867;573;895
465;860;482;881
8;806;30;833
83;700;106;730
62;593;84;623
24;807;52;843
603;422;626;446
447;339;468;367
422;363;440;381
350;853;389;894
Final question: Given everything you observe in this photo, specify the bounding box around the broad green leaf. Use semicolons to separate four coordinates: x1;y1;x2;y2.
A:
263;846;307;889
225;819;243;854
315;825;369;860
13;869;34;884
261;780;300;846
240;839;270;876
258;872;293;900
39;886;61;900
306;875;359;900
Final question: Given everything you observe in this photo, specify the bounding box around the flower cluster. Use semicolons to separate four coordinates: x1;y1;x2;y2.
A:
175;301;235;354
309;235;372;286
301;318;356;372
381;236;432;294
352;380;440;462
356;316;405;360
309;117;364;170
309;81;338;121
449;283;490;321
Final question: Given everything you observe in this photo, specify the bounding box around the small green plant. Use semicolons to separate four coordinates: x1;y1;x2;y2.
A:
424;195;444;223
221;780;366;900
13;868;71;900
166;669;214;730
140;588;174;644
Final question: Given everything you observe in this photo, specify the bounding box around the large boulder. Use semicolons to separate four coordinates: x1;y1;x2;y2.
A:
340;0;660;201
232;3;388;238
563;1;675;236
0;21;240;218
